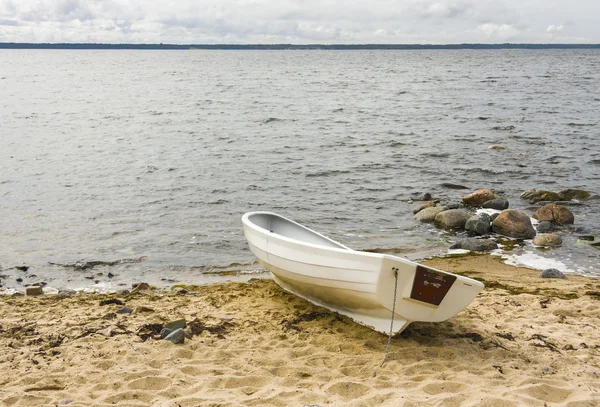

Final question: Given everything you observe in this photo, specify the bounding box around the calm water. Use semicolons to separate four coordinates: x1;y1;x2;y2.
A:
1;49;599;291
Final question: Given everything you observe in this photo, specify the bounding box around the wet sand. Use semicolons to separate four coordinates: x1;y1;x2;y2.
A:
1;254;600;407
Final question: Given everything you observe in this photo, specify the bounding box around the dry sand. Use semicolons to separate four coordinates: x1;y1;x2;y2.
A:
1;254;600;407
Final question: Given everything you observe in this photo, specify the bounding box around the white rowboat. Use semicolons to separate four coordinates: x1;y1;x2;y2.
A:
242;211;484;334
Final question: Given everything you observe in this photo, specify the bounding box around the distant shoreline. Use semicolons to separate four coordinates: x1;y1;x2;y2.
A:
1;43;600;50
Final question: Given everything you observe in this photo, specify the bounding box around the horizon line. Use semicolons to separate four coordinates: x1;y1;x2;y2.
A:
1;42;600;50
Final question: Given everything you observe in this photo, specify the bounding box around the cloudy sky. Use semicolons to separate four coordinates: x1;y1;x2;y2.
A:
0;0;598;44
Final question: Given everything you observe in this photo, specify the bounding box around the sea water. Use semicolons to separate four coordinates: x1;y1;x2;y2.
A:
1;49;599;290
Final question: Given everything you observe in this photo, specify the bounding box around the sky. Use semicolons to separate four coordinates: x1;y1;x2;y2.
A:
0;0;598;44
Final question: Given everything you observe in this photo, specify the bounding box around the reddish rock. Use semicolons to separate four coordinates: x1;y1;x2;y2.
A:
491;210;536;239
462;189;496;206
532;203;574;225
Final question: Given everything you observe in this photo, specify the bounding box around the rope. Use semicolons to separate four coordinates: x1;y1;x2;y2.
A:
373;267;399;376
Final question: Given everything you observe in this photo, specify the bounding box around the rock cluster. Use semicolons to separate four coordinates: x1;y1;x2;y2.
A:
411;187;593;256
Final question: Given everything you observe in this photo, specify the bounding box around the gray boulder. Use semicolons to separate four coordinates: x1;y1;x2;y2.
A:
491;209;536;239
450;238;498;252
482;198;509;210
539;269;567;279
434;209;473;229
414;206;448;222
465;213;492;235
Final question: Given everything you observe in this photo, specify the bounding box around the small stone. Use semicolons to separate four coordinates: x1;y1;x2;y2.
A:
99;298;124;306
16;278;23;283
107;272;115;278
58;288;77;297
131;282;151;293
421;192;432;201
533;234;563;247
578;235;595;241
164;318;187;330
160;328;174;339
539;268;567;279
462;189;496;206
116;289;130;296
434;209;473;229
541;365;550;372
12;292;24;297
116;307;133;314
97;327;114;337
58;398;75;405
164;328;186;344
172;287;188;295
451;238;498;252
414;206;448;222
135;305;155;313
488;145;506;150
536;221;553;232
15;266;29;272
412;200;435;214
26;286;43;296
482;198;509;210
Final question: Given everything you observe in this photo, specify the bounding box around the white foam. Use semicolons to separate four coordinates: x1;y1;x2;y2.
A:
476;208;501;216
448;249;470;255
503;252;573;273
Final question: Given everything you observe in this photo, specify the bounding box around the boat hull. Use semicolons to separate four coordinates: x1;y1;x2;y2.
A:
243;211;484;334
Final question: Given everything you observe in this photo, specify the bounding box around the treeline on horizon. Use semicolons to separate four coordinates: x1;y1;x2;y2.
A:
1;43;600;50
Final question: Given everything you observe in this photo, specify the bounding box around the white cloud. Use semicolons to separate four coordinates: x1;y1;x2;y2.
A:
547;24;564;33
0;0;598;43
476;23;520;40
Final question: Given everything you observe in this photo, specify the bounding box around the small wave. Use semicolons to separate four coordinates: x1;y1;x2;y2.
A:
588;160;600;165
491;125;516;131
262;117;284;124
422;152;450;158
207;199;229;205
456;167;523;175
306;170;351;178
567;122;596;127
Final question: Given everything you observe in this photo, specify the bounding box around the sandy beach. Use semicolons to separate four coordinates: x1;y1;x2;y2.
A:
1;254;600;407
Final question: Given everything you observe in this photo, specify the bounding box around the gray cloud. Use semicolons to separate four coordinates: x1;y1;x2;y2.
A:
0;0;598;43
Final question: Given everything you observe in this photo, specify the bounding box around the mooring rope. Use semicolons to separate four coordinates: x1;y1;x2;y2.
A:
373;267;399;376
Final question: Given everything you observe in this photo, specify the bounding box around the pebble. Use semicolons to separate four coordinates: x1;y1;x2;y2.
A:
116;307;133;314
164;328;186;344
131;282;151;294
536;221;553;232
135;305;155;313
26;286;43;296
160;328;173;339
164;318;187;330
58;289;77;297
539;269;567;279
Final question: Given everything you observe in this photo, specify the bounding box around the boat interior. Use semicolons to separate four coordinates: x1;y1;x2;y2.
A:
247;212;349;250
